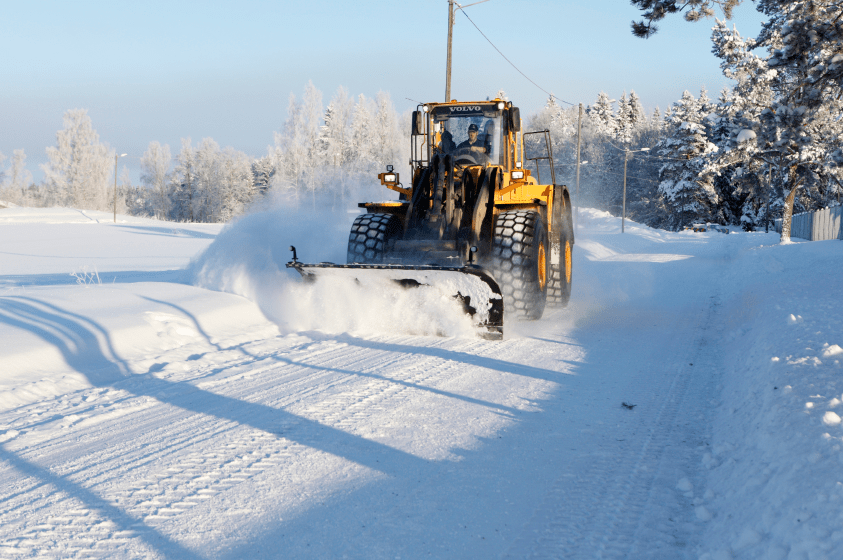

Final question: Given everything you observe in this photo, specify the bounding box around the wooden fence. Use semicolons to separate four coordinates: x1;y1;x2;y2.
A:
774;205;843;241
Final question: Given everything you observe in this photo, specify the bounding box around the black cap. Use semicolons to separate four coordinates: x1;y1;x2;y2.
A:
468;123;478;132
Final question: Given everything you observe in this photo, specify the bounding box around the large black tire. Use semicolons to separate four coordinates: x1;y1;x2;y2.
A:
347;213;402;263
547;218;573;308
491;210;548;320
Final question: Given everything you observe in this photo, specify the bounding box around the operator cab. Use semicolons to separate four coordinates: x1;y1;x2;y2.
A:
430;103;503;166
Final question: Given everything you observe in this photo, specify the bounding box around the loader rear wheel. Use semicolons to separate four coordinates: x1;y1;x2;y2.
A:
547;219;573;308
491;210;548;320
347;213;402;264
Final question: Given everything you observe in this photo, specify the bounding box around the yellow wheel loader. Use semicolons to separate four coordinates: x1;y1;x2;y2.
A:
287;99;574;339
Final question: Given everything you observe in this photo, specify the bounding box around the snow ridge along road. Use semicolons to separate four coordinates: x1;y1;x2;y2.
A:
1;207;842;559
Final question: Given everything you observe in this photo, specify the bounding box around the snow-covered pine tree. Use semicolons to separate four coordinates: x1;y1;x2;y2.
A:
616;91;633;144
628;91;646;129
530;95;562;132
650;107;662;129
657;120;719;229
631;0;843;241
657;90;719;229
666;91;702;127
695;87;710;116
586;92;617;137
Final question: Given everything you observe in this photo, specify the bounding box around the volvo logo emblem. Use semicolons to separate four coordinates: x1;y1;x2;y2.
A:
449;106;482;112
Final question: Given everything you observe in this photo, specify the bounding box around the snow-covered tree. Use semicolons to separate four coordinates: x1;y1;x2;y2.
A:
190;138;221;223
42;109;112;209
628;91;646;129
319;86;353;168
1;149;33;204
654;87;727;228
347;93;375;172
616;91;633;144
216;147;255;221
169;138;197;222
657;120;719;229
631;0;843;240
140;141;171;219
650;107;662;128
371;91;401;170
586;92;617;136
251;156;275;196
272;83;324;208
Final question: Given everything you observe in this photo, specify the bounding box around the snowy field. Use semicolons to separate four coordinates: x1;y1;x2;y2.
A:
1;205;842;559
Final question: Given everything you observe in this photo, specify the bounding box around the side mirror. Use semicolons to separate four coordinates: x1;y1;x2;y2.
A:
412;111;425;135
509;107;521;132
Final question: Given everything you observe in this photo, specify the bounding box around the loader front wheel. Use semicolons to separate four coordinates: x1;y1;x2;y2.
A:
491;210;548;320
347;213;402;264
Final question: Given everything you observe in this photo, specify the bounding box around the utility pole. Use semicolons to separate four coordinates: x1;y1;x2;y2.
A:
445;0;455;102
622;147;649;233
575;103;583;229
622;149;629;233
444;0;490;102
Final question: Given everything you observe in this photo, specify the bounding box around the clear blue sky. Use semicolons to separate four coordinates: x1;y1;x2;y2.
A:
1;0;765;182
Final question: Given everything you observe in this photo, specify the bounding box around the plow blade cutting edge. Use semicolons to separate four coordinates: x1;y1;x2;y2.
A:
286;261;504;340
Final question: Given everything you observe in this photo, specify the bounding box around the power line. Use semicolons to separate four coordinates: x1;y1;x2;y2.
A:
598;169;662;184
455;4;575;107
605;141;692;162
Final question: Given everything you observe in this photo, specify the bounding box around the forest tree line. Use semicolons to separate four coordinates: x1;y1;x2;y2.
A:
0;82;407;223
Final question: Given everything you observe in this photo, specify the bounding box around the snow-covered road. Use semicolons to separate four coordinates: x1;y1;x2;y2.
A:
1;207;841;559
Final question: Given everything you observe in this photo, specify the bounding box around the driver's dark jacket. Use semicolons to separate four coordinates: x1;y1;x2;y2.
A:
456;136;486;152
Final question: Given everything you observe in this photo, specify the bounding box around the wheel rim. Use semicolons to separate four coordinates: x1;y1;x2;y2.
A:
564;241;572;284
537;243;546;290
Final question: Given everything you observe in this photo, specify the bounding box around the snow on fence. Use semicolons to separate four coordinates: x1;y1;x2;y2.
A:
774;205;843;241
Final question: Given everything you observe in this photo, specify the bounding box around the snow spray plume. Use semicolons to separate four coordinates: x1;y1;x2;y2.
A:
189;181;477;337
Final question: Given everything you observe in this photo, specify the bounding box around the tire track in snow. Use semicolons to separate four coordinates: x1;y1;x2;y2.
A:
0;334;494;558
504;292;723;559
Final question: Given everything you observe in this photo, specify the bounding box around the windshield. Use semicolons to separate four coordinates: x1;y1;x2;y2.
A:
430;105;503;165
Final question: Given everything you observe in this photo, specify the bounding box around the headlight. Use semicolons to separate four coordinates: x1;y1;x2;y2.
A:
497;101;505;110
384;173;397;182
511;171;524;180
423;105;429;113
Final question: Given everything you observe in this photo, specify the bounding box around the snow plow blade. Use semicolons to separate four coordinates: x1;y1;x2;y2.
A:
286;259;504;340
